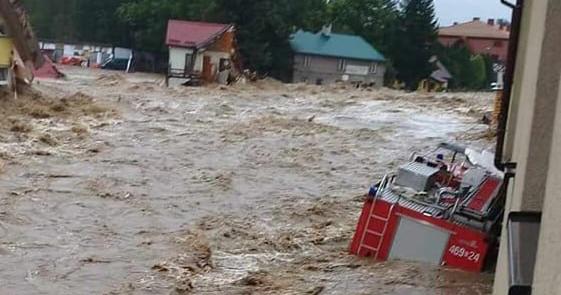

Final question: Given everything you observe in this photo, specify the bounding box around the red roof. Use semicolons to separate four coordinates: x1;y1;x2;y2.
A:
166;20;232;48
439;20;510;40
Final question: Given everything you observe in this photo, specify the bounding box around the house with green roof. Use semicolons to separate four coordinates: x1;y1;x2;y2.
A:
289;26;386;86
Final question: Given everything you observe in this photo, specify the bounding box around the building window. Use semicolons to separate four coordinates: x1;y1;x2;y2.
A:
184;53;193;72
219;58;230;71
494;41;504;48
304;56;312;67
337;59;347;72
369;63;378;74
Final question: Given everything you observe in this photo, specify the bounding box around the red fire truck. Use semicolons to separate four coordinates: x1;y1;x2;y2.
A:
350;143;505;272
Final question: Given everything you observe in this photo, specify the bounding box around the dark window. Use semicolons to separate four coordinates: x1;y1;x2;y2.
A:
304;56;312;67
184;53;193;72
219;58;230;71
369;63;378;74
337;59;346;72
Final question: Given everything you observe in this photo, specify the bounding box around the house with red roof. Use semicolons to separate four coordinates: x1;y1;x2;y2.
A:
438;18;510;63
166;20;236;84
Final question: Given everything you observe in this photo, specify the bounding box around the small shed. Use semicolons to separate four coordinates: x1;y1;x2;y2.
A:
166;20;236;85
419;56;453;92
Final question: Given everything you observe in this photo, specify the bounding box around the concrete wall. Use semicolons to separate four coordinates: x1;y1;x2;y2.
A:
293;54;385;86
532;68;561;295
493;0;561;294
525;0;561;293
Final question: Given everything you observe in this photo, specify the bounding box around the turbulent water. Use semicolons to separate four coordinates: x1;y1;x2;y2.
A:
0;66;494;294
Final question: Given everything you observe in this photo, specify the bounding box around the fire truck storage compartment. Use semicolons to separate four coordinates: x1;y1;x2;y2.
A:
388;216;451;265
395;162;440;192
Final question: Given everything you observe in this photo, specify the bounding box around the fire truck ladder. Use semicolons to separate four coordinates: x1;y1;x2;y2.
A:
357;174;397;259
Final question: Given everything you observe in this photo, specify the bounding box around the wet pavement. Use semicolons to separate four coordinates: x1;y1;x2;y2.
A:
0;66;495;294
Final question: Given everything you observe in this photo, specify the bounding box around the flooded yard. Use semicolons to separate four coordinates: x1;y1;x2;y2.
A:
0;66;494;294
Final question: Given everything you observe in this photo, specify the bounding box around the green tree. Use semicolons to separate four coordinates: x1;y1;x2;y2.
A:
393;0;438;89
117;0;203;51
436;42;496;90
328;0;398;54
470;55;487;89
74;0;130;45
482;54;496;89
211;0;327;80
23;0;130;45
23;0;79;41
436;42;473;89
117;0;327;79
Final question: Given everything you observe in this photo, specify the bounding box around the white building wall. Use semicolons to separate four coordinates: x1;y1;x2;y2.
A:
63;45;76;57
169;46;194;70
169;47;231;73
194;51;203;72
113;47;133;60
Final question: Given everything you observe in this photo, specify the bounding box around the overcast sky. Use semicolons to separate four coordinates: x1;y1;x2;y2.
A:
434;0;512;26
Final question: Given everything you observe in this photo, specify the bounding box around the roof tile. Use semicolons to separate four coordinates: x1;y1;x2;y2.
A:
290;30;385;62
166;20;232;48
439;20;510;40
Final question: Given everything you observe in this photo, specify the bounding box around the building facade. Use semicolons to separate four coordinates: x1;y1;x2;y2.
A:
292;54;385;86
492;0;561;294
439;18;510;62
290;29;385;86
166;20;236;84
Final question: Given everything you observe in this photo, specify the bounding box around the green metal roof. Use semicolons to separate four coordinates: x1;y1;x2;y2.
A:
290;30;385;62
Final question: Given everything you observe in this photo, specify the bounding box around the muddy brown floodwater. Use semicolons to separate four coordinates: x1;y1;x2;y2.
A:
0;66;496;295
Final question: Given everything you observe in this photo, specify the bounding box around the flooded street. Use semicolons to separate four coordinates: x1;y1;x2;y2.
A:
0;66;494;294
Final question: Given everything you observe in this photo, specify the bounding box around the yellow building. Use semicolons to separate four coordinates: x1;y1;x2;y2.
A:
0;36;13;67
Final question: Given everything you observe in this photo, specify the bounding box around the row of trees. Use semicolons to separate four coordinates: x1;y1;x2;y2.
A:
22;0;492;90
436;43;496;90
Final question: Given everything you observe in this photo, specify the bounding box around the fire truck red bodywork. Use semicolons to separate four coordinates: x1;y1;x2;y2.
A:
350;198;490;272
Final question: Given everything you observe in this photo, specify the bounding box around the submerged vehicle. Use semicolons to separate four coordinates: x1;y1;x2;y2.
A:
350;143;505;272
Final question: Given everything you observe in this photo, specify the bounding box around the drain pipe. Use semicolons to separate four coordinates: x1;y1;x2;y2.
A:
495;0;524;175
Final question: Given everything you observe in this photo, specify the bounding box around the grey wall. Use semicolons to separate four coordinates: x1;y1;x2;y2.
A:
493;0;561;294
293;54;385;86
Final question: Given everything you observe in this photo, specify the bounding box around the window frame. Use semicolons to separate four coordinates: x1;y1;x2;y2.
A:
337;59;347;72
304;55;312;67
369;63;378;74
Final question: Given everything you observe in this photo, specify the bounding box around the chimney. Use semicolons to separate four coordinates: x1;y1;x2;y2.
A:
321;24;332;37
488;18;495;26
473;17;480;21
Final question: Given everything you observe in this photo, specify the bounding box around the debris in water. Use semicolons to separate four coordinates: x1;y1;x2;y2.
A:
1;66;495;295
307;286;325;295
